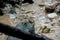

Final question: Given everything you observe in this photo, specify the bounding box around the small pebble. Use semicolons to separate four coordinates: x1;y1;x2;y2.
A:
47;13;57;18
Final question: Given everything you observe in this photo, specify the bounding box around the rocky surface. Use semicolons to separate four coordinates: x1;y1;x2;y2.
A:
0;0;60;40
7;0;60;40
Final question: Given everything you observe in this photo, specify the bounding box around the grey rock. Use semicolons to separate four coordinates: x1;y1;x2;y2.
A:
54;5;60;13
7;21;34;40
16;21;34;33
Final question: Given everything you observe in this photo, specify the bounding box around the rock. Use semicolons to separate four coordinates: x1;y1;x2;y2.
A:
9;8;16;14
7;21;34;40
47;13;57;18
39;16;46;24
15;8;20;14
45;1;59;13
54;5;60;13
9;14;16;19
45;2;54;13
16;21;34;33
6;4;12;11
44;2;53;6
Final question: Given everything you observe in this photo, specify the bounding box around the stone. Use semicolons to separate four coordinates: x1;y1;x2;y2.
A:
45;1;59;13
44;2;53;6
54;5;60;13
7;21;34;40
39;16;46;24
9;14;16;19
16;21;34;33
15;8;20;14
47;13;57;18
